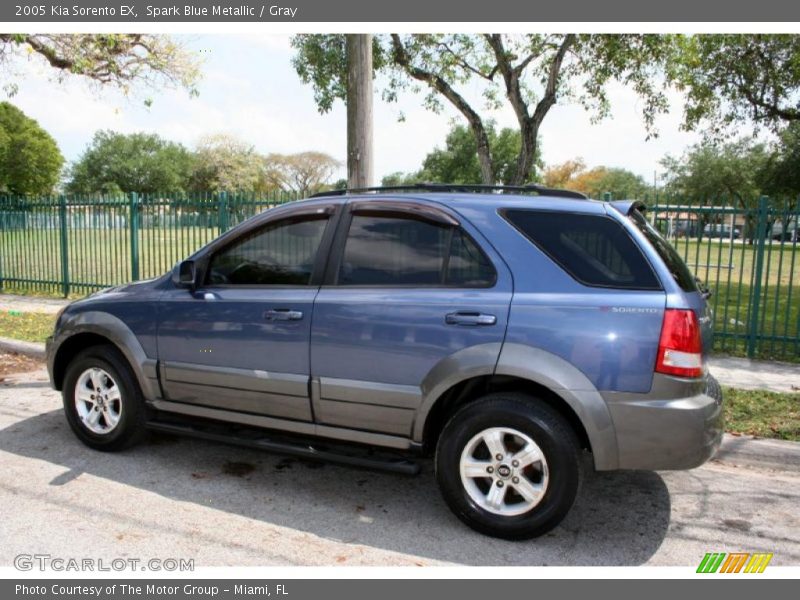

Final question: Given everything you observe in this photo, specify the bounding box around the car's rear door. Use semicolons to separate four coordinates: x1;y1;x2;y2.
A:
309;199;513;437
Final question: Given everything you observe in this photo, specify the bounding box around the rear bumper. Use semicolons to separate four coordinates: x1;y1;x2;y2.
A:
604;377;723;470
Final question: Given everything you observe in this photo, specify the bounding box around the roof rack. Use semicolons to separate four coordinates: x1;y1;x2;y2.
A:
310;183;588;200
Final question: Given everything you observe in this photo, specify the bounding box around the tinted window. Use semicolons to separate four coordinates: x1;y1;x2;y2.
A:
504;210;661;290
447;227;496;286
338;214;495;286
629;209;697;292
207;216;328;285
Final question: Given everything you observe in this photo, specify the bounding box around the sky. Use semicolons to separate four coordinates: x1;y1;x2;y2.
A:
5;34;706;186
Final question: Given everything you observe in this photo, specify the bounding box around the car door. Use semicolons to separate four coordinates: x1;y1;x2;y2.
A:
157;204;339;421
310;199;513;437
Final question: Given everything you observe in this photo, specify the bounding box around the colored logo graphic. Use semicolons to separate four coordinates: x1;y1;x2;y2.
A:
697;552;773;573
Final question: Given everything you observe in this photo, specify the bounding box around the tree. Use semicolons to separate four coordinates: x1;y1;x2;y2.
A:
573;167;649;199
0;101;63;195
381;171;419;187
292;34;673;185
190;134;269;193
377;123;538;186
660;140;769;206
660;139;771;242
759;123;800;198
419;123;538;184
671;35;800;135
265;151;342;196
0;34;200;100
542;158;587;189
67;131;194;194
542;159;648;199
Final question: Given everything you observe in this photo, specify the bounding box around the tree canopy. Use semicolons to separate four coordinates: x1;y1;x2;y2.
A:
292;34;673;185
671;35;800;136
0;34;201;101
542;158;648;199
66;131;195;195
264;151;342;196
659;140;770;208
759;123;800;197
381;122;539;185
0;101;63;195
190;134;269;193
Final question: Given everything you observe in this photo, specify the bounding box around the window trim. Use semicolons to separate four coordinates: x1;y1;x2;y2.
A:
350;200;460;226
323;202;497;289
500;208;663;291
198;207;341;289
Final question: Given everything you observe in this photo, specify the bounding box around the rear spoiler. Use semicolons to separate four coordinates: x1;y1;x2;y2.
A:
608;200;647;216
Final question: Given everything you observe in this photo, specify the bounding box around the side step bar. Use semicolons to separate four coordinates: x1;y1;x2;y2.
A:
146;420;421;476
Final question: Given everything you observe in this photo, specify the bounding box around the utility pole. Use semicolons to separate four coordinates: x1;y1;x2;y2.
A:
346;34;374;189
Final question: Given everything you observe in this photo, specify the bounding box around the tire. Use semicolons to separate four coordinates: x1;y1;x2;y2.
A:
62;344;148;451
706;374;723;404
435;392;582;540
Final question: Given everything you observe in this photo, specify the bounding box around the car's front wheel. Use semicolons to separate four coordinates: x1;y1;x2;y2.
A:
62;344;147;451
435;392;582;540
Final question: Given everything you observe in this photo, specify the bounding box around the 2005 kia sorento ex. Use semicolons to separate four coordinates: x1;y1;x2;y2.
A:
46;184;723;540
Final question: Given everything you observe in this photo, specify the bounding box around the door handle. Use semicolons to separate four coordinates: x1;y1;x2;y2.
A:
445;312;497;326
264;308;304;321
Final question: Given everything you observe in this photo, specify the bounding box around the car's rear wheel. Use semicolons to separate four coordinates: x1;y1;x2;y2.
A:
62;344;147;451
435;392;582;540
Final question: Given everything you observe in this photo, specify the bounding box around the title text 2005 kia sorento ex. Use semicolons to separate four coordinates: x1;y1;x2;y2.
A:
46;184;723;539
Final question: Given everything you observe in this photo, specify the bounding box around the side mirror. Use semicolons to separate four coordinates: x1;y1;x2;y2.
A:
173;260;197;291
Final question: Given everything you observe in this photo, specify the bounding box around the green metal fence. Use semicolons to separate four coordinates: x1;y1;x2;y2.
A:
647;195;800;360
0;191;299;297
1;191;799;360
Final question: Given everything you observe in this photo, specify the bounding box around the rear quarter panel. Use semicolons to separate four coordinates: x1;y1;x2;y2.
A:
453;200;666;394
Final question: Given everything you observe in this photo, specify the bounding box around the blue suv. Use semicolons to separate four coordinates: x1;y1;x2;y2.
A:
46;184;723;539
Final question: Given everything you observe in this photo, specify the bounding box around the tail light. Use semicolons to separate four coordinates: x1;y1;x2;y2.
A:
655;309;704;378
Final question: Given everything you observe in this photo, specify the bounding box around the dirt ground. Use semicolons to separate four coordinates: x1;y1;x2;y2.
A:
0;351;43;379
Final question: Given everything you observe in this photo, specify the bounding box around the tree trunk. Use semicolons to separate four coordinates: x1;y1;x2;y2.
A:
486;34;575;186
390;34;494;185
512;119;538;186
472;122;494;184
346;34;374;189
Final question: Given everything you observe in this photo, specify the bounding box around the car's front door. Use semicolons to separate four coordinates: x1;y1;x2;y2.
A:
310;200;513;437
157;205;338;421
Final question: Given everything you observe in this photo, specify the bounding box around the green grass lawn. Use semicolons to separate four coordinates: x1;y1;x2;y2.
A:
723;386;800;441
0;227;221;295
0;311;55;343
673;238;800;361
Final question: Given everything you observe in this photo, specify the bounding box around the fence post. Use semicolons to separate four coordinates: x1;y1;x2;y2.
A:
218;191;229;233
0;200;4;293
129;192;140;281
58;195;70;298
747;196;769;358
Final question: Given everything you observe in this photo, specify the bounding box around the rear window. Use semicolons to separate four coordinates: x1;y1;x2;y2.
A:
629;209;697;292
504;209;661;290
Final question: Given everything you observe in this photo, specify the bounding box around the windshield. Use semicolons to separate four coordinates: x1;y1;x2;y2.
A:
629;210;698;292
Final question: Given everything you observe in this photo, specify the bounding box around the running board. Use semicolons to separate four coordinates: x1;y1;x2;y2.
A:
146;420;421;476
